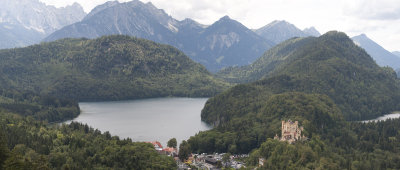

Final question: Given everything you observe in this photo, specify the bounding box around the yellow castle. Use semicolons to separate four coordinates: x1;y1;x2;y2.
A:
274;119;306;144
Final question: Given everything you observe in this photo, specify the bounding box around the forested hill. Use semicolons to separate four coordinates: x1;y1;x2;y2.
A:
217;37;315;83
184;32;400;169
211;31;400;122
0;35;229;101
0;111;177;169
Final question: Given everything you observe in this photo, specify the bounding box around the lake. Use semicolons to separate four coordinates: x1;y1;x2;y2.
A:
361;112;400;123
64;97;211;147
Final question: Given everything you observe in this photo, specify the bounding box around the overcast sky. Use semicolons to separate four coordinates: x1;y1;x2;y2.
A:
39;0;400;52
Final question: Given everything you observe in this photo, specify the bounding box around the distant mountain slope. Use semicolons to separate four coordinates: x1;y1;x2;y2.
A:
352;34;400;69
45;1;177;44
205;31;400;125
0;35;228;101
393;51;400;57
83;1;120;19
397;68;400;78
394;51;400;77
44;1;274;72
0;0;86;49
217;37;314;83
255;20;318;44
303;27;321;36
187;16;274;72
0;23;44;49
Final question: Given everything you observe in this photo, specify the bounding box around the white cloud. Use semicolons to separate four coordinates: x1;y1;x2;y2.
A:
39;0;130;12
342;0;400;20
39;0;400;51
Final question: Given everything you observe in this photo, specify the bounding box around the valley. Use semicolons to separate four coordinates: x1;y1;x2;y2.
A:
0;0;400;169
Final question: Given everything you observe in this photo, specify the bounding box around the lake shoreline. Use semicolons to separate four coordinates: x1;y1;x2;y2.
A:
63;97;212;147
359;112;400;123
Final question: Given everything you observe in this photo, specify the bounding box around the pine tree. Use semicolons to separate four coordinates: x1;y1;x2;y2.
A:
0;127;9;169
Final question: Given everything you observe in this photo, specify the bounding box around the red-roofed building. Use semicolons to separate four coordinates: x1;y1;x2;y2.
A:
146;141;163;151
162;147;177;157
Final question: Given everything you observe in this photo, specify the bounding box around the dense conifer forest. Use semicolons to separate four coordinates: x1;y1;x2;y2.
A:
185;32;400;169
0;113;176;169
0;35;228;102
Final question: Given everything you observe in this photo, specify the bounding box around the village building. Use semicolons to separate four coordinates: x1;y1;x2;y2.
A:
146;141;163;151
274;119;306;144
146;141;179;157
162;147;177;157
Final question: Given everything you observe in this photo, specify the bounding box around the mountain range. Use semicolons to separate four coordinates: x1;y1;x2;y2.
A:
352;34;400;70
0;0;86;49
1;0;399;73
255;20;320;44
44;1;271;71
44;0;321;72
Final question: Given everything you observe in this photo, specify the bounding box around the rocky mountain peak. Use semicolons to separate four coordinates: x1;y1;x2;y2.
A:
303;27;320;36
0;0;86;34
85;1;119;20
178;18;205;29
0;0;86;49
210;15;245;30
220;15;231;20
265;20;291;28
255;20;308;44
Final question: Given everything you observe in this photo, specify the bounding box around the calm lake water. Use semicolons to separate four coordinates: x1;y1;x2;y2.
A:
361;112;400;123
64;98;211;147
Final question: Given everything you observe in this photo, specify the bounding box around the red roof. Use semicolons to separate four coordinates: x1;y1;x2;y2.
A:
146;141;163;148
162;147;177;152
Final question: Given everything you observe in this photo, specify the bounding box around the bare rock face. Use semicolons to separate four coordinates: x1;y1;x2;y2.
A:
0;0;86;49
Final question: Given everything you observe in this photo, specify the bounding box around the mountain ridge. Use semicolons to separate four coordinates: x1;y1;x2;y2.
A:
0;0;86;49
205;31;400;124
303;26;321;36
255;20;317;44
0;35;229;101
44;1;275;72
392;51;400;57
188;15;274;72
352;34;400;70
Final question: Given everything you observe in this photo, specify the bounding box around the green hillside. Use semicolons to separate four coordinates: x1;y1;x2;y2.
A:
0;35;229;101
0;112;176;169
184;31;400;169
190;92;344;153
217;37;314;83
188;91;400;169
212;31;400;121
0;35;198;169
